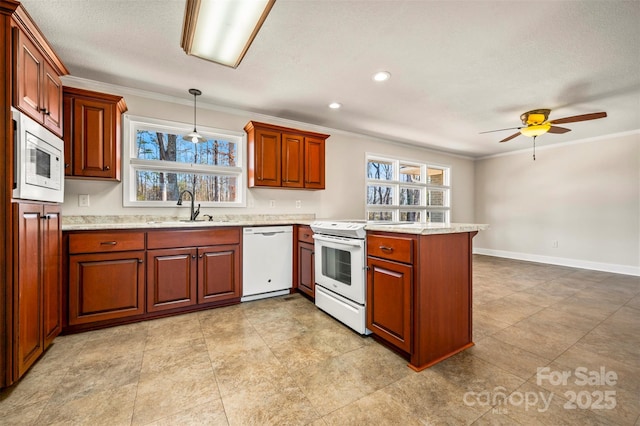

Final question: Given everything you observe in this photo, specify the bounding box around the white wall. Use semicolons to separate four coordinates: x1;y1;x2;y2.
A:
62;80;475;223
474;132;640;275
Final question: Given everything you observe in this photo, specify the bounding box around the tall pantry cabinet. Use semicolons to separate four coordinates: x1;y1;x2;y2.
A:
13;202;62;377
1;2;68;388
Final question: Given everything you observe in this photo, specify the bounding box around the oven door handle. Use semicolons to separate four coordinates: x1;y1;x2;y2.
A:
312;234;364;247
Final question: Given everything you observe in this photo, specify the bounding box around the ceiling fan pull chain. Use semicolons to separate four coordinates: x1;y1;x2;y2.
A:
533;136;536;161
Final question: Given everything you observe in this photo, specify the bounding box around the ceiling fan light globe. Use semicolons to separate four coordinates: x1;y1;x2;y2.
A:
520;123;551;138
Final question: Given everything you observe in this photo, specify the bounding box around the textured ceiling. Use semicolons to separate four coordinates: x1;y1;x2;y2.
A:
22;0;640;157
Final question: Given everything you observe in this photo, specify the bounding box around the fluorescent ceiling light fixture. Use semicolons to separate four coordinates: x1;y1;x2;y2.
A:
328;102;342;109
373;71;391;82
181;0;275;68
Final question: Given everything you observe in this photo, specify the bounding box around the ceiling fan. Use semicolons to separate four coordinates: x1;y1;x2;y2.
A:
480;109;607;159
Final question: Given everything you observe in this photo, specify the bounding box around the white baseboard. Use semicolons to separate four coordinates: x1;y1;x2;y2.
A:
473;248;640;277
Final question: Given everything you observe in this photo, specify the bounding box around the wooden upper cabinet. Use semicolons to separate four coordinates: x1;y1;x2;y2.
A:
12;8;68;137
253;127;281;187
282;133;304;188
304;136;325;189
245;121;329;190
42;62;63;135
63;87;128;181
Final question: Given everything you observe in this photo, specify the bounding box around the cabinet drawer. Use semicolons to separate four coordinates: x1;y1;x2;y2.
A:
367;235;413;264
147;227;241;249
297;225;314;244
68;231;145;254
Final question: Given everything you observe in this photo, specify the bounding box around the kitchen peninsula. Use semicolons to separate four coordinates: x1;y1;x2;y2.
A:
62;215;487;371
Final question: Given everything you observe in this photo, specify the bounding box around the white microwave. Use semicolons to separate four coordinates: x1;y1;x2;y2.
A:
13;108;65;203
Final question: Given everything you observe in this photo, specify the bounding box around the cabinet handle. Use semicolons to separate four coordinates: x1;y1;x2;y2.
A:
104;166;110;171
191;255;196;259
39;108;50;115
41;215;50;220
138;259;144;263
64;163;70;168
379;246;394;252
100;241;117;246
304;234;310;238
199;254;203;258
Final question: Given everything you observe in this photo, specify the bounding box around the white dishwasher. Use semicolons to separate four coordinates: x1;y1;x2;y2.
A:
242;226;293;302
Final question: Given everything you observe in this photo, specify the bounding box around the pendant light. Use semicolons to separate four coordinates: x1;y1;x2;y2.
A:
184;88;206;143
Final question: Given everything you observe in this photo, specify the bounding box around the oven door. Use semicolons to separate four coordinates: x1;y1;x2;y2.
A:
313;234;366;304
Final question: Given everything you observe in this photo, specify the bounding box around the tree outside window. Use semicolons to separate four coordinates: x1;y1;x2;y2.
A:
123;116;244;207
366;155;450;223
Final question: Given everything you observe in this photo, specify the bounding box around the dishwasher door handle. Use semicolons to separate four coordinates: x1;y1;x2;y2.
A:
256;231;284;237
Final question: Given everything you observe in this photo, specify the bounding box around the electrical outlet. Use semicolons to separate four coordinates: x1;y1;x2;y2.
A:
269;200;276;208
295;200;301;209
78;194;90;207
552;240;559;248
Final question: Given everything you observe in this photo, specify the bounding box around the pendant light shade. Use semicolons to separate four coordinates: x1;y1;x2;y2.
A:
184;88;206;143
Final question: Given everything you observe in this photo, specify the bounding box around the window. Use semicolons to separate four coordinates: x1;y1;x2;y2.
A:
366;154;450;223
123;115;245;207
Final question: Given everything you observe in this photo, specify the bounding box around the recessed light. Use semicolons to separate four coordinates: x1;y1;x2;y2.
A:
328;102;342;109
373;71;391;82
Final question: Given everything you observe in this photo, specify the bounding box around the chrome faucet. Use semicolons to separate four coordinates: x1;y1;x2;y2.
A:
177;190;200;221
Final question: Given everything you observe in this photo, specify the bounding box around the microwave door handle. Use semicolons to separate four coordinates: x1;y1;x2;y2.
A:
312;234;363;247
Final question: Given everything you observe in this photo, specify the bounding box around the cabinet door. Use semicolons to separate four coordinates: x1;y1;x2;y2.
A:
14;203;44;377
72;97;116;179
42;61;63;136
147;248;197;312
42;204;61;347
69;251;145;325
304;137;325;189
281;133;304;188
198;245;241;304
62;95;73;175
366;257;412;353
253;128;281;186
297;241;315;298
14;28;43;123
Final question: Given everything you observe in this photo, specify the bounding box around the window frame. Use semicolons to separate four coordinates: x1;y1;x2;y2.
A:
122;114;246;207
365;153;451;223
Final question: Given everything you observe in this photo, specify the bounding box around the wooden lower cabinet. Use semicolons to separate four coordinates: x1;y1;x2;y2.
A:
366;231;477;371
146;248;197;312
198;244;241;304
366;257;412;353
64;227;242;331
12;202;62;380
295;225;315;298
297;242;315;298
68;250;145;325
146;244;241;311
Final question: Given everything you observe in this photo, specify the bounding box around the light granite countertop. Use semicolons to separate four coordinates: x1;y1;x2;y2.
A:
364;222;489;235
62;214;488;235
62;214;316;231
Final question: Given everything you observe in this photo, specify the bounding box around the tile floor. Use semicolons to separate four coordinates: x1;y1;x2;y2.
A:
1;255;638;425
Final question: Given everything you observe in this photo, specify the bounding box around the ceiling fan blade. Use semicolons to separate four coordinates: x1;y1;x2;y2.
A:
549;112;607;125
547;126;572;134
479;126;522;134
499;132;521;143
